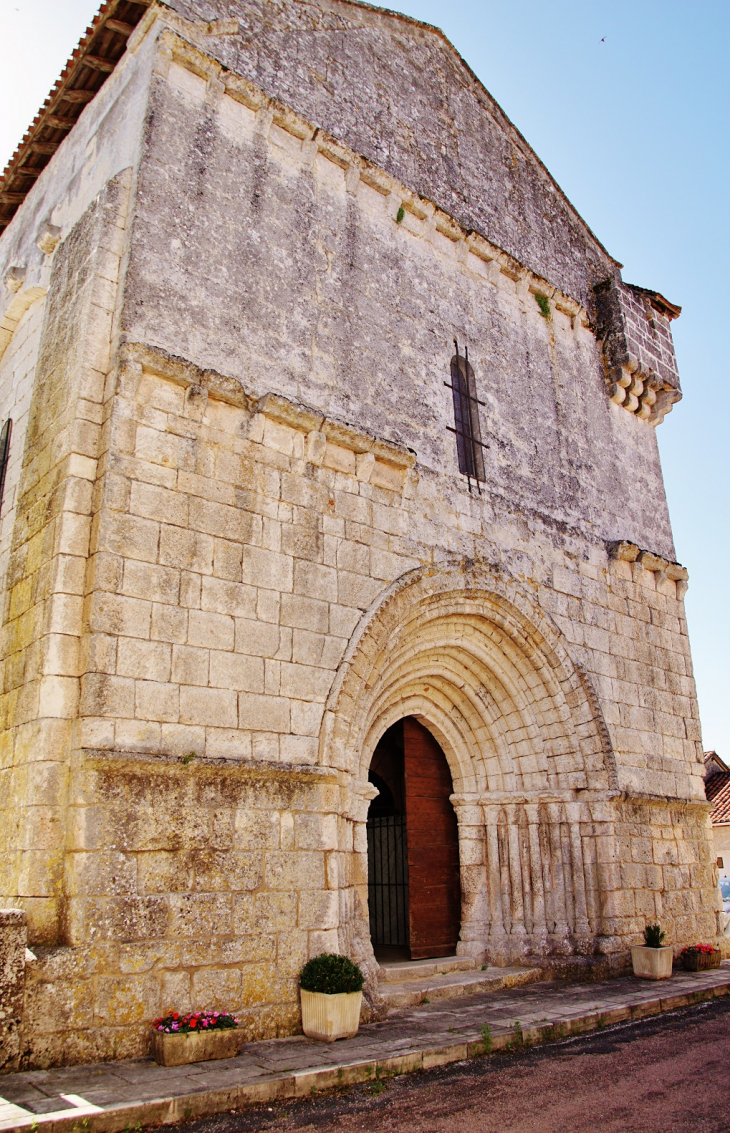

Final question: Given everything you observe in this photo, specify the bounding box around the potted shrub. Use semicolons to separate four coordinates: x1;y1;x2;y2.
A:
631;923;673;980
299;953;365;1042
680;944;721;971
151;1011;242;1066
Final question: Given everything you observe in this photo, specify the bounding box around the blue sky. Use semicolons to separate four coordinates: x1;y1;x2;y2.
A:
1;0;728;754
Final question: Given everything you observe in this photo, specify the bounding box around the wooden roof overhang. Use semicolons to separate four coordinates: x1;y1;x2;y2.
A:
0;0;152;236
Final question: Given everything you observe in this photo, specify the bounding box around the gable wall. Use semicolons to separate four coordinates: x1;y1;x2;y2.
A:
124;48;675;560
163;0;619;313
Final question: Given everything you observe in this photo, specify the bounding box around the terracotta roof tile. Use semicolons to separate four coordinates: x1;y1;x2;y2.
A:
706;771;730;825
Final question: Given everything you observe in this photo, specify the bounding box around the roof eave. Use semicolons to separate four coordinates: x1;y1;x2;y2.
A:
0;0;153;236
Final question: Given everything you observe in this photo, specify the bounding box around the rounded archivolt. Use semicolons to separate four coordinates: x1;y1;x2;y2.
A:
323;559;618;969
321;558;616;796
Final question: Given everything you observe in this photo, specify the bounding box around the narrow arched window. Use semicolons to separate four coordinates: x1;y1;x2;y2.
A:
0;419;12;516
448;342;485;489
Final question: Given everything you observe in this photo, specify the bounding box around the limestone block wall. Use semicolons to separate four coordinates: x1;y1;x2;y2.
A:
22;756;339;1067
161;0;619;312
0;172;133;944
6;339;711;1065
0;297;47;596
0;15;160;945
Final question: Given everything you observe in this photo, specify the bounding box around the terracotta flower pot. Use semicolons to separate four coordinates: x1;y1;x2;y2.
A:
631;945;673;980
300;988;363;1042
152;1026;243;1066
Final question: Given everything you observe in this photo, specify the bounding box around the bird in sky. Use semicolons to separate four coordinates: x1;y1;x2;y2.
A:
600;36;606;42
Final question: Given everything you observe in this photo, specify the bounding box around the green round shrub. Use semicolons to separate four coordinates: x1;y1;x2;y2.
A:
299;953;365;994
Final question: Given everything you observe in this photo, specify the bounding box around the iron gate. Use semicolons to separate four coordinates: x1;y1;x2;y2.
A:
367;814;409;947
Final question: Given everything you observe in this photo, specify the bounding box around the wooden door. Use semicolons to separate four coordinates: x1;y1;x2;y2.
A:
403;718;461;959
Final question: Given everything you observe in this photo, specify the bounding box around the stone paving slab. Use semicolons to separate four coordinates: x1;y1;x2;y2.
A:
2;965;730;1133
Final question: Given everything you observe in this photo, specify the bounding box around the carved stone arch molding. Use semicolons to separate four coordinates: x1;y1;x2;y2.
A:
320;558;618;974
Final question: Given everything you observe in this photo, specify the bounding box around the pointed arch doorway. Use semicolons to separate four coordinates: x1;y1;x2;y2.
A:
367;717;461;960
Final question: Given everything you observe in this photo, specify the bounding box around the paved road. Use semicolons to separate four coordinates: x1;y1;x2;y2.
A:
182;998;730;1133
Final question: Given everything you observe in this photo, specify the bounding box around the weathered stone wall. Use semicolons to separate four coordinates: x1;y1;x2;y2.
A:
0;171;133;945
23;756;339;1066
15;342;714;1064
0;297;47;594
0;19;156;295
0;908;27;1072
161;0;619;313
125;43;676;561
0;20;159;945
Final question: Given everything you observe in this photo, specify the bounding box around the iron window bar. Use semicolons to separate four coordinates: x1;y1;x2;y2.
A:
446;426;489;449
449;339;487;493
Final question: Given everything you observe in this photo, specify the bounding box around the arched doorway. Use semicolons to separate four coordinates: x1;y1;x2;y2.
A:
367;717;461;960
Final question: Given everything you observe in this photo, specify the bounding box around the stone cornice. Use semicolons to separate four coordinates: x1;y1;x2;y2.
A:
81;747;339;782
610;541;689;597
119;340;416;492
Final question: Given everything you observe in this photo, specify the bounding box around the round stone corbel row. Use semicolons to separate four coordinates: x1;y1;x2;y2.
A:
607;358;680;425
610;541;689;597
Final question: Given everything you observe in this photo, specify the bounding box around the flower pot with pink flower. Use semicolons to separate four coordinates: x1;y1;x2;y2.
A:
151;1011;242;1066
680;944;721;971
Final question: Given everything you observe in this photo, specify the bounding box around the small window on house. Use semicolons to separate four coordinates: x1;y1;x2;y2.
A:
0;419;12;517
448;341;485;489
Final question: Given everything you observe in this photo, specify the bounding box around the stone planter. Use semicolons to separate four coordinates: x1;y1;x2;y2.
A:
631;945;673;980
152;1026;243;1067
300;989;363;1042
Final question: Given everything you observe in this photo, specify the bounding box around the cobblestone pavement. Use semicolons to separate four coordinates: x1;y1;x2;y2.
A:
1;966;729;1132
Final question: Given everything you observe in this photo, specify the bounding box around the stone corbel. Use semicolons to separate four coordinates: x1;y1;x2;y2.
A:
36;221;62;256
3;267;25;294
305;430;327;467
346;780;379;825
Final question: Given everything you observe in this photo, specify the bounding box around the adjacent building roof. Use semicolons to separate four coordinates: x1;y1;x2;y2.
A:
705;752;730;825
0;0;151;234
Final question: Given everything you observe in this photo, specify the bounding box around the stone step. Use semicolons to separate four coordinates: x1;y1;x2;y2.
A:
378;964;543;1011
377;955;476;983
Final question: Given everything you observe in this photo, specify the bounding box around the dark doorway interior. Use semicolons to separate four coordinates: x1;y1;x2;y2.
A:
367;718;461;961
367;723;409;959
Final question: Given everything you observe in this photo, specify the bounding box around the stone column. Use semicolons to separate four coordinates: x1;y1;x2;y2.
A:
452;797;489;962
547;802;570;949
344;781;380;980
525;803;547;952
566;801;590;941
506;804;528;953
483;803;508;961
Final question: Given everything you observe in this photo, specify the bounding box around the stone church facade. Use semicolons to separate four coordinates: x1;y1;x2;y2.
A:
0;0;719;1069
